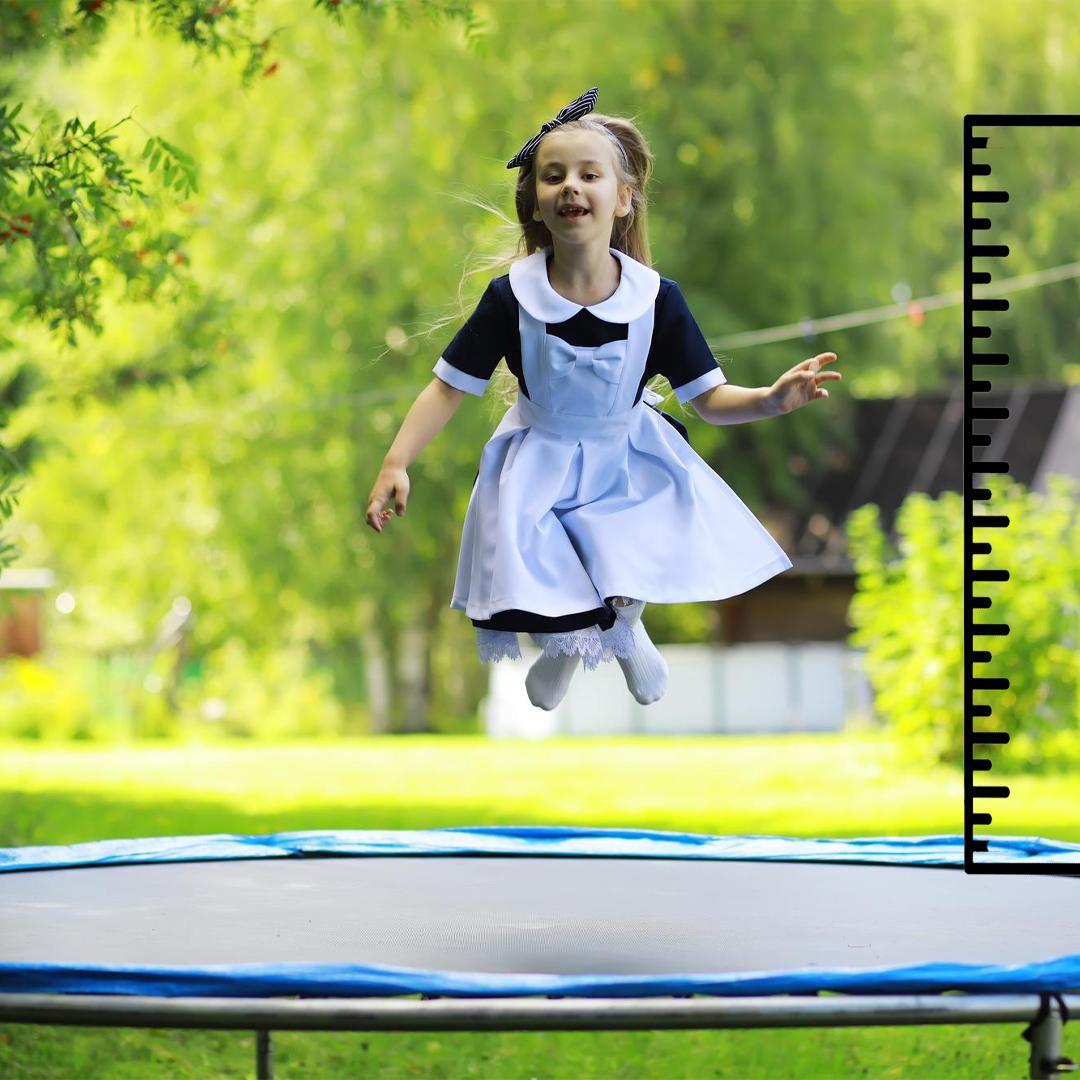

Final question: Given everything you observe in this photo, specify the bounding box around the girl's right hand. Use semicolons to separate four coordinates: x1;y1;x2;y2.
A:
366;464;410;533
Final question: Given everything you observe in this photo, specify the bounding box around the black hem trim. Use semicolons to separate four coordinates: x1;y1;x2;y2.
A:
471;601;618;633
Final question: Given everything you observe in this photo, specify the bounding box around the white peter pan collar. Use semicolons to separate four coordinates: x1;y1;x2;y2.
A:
509;245;660;324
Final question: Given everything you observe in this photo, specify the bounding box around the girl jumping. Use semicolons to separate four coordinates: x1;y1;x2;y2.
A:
366;87;841;711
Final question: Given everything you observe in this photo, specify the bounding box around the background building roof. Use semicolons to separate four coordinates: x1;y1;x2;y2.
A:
780;382;1078;575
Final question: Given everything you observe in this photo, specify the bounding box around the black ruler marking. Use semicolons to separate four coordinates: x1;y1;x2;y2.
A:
964;114;1080;874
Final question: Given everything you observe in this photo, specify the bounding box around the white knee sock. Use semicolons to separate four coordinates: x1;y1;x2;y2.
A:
525;635;581;711
606;598;668;705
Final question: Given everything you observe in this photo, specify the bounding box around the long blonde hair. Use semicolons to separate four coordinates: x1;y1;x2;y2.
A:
428;112;694;416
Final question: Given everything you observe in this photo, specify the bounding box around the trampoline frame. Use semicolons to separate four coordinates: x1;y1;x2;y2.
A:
0;989;1076;1079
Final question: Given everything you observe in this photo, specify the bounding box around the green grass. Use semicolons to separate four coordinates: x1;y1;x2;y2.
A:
0;730;1076;1079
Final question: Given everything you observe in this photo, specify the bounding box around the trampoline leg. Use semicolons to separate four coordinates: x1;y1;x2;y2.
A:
1027;1000;1075;1079
256;1029;274;1080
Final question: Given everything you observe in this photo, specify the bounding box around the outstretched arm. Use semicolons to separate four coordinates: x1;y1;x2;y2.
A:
366;376;466;533
690;383;770;425
690;352;841;424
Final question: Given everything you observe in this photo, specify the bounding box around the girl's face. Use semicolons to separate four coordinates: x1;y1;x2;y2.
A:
532;130;631;244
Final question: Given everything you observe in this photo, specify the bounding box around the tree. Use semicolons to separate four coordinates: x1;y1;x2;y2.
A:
0;0;481;574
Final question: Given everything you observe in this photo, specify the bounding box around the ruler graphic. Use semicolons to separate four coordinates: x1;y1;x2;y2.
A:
964;114;1080;874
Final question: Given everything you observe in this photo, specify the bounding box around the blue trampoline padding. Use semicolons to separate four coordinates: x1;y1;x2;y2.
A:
3;828;1079;1000
2;825;1080;874
4;954;1080;1000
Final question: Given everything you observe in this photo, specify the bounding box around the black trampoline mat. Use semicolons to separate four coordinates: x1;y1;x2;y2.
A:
3;857;1079;975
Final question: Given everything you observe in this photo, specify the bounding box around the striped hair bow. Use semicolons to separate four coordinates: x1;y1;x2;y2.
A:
506;87;600;170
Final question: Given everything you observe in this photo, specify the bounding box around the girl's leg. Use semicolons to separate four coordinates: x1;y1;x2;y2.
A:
605;597;668;705
524;598;667;709
525;633;581;710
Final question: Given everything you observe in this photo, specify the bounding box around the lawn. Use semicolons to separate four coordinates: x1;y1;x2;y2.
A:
0;730;1076;1079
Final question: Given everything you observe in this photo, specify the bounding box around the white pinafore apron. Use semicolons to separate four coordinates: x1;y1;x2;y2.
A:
450;251;792;669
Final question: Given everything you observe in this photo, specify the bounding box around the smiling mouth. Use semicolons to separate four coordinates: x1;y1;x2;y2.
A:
559;207;589;218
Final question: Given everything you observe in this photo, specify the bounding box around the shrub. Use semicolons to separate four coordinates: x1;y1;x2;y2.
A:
174;636;349;740
845;475;1079;772
0;638;354;743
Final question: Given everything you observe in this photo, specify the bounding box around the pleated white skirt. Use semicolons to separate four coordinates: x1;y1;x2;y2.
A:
452;395;792;667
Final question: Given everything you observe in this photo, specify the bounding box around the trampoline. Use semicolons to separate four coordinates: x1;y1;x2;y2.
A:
1;826;1078;1079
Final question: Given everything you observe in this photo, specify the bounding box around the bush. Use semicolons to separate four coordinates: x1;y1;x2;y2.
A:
0;654;99;741
0;638;356;743
845;475;1079;772
174;636;350;740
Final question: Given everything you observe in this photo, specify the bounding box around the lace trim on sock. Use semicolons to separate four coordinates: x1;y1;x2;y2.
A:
529;614;637;672
531;628;603;670
476;628;521;664
599;613;637;663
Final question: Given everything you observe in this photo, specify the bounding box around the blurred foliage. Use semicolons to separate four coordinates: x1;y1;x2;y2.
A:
0;0;1077;736
172;635;350;739
847;475;1079;772
0;0;479;567
0;652;98;741
0;639;358;742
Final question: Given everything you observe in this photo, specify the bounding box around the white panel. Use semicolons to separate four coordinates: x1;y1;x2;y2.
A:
560;658;635;736
717;643;792;734
484;642;866;738
789;643;848;732
637;645;717;734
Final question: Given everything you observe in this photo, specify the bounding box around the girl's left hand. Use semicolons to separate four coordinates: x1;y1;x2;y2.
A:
763;353;842;417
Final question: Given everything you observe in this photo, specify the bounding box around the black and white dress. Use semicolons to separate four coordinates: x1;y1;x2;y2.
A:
433;245;792;670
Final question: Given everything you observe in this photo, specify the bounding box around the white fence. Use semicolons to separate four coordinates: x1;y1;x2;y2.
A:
483;641;878;738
